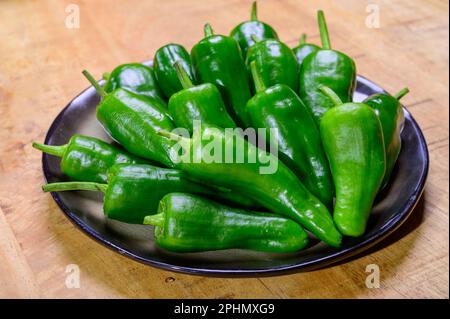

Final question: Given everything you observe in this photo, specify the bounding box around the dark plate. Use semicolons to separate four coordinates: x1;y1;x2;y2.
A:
42;71;429;276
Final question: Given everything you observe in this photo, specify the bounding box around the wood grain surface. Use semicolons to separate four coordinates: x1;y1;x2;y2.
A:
0;0;448;298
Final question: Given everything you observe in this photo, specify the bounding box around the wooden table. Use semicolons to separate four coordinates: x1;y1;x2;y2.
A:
0;0;448;298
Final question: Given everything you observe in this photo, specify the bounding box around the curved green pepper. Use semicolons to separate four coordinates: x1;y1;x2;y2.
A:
364;88;409;187
246;37;298;92
191;24;252;127
83;70;175;167
158;127;342;247
103;63;165;103
319;86;385;237
230;1;279;57
168;62;236;134
292;34;320;67
144;193;309;253
247;62;334;208
153;44;196;99
42;164;257;224
299;11;356;126
32;135;146;183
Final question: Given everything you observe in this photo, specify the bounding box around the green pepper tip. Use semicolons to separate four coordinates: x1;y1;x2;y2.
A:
204;23;214;37
173;61;194;89
82;69;107;98
299;33;307;45
318;85;343;106
32;142;66;157
249;60;266;92
393;87;410;100
251;1;258;21
317;10;331;50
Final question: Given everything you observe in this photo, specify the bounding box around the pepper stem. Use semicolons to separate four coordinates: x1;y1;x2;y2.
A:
102;72;111;81
251;1;258;21
157;130;191;152
204;23;214;37
42;182;108;193
393;87;410;100
318;10;331;50
299;33;307;45
82;70;106;98
174;62;194;89
32;142;66;157
143;213;164;227
319;86;343;106
250;61;266;93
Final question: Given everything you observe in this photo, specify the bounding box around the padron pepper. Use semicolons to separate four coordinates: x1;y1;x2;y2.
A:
42;164;256;224
292;34;320;67
103;63;165;104
153;43;196;99
143;193;309;253
246;37;298;92
299;11;356;126
247;62;334;208
32;134;146;183
158;127;342;247
168;62;236;134
364;88;409;187
191;23;252;127
230;1;279;57
82;70;175;167
319;86;385;237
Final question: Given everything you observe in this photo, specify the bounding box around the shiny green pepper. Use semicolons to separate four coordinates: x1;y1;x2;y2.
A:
299;11;356;126
292;34;320;67
246;37;298;92
191;24;252;127
32;135;146;183
158;127;342;247
230;1;279;57
153;44;196;99
103;63;165;103
42;164;256;224
168;62;236;134
82;70;175;167
364;88;409;187
247;62;334;208
144;193;309;253
319;86;385;237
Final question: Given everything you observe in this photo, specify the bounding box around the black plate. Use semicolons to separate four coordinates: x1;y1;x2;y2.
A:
42;72;429;276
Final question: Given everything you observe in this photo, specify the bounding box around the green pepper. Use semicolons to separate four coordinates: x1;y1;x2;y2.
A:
247;62;334;208
292;34;320;67
42;164;257;224
246;37;298;92
299;11;356;126
364;88;409;187
191;24;252;127
143;193;309;253
230;1;279;57
158;127;342;247
32;134;146;183
103;63;165;103
153;44;196;99
168;62;236;134
82;70;175;167
319;86;385;237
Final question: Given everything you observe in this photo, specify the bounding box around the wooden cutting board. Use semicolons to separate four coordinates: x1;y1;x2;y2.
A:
0;0;448;298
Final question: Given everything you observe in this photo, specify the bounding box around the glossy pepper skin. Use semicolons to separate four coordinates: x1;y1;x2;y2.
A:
158;127;342;247
32;135;146;183
191;24;252;127
320;86;385;237
42;164;257;224
103;63;165;103
230;1;279;57
364;88;409;187
143;193;309;253
299;11;356;126
168;62;236;134
292;34;320;67
153;44;196;99
82;70;175;167
247;62;333;208
246;38;298;92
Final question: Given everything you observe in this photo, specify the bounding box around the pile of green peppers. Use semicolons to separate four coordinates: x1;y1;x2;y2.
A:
34;2;409;253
